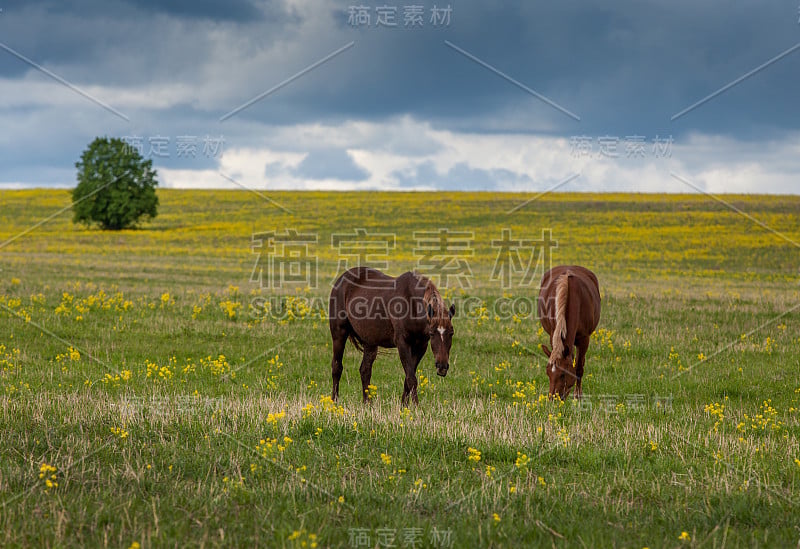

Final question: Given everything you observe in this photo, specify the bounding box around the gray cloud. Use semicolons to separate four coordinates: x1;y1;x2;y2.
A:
393;161;534;191
291;148;370;181
122;0;270;22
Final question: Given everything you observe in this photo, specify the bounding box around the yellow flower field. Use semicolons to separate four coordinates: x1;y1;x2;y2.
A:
0;189;798;547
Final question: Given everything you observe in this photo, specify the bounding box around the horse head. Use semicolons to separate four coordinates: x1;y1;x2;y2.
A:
428;302;456;377
541;343;577;399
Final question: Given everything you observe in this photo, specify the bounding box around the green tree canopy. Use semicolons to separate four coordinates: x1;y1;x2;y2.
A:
73;137;159;230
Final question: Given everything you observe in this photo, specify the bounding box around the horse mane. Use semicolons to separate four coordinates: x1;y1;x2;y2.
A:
551;273;570;360
415;272;447;322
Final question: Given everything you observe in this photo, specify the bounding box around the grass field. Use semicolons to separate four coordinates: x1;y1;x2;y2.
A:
1;189;799;548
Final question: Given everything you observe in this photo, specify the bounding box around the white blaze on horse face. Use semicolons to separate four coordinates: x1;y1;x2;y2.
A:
437;326;445;340
551;364;556;373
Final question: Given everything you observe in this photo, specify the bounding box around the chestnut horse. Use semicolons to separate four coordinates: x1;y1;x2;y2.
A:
329;267;456;406
537;265;601;399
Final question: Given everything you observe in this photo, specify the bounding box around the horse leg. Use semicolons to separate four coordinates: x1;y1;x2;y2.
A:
330;322;348;402
403;372;419;407
398;341;425;407
574;336;590;400
397;343;415;407
359;346;378;404
411;342;428;405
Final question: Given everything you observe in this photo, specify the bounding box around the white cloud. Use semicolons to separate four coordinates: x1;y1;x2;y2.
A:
159;118;800;194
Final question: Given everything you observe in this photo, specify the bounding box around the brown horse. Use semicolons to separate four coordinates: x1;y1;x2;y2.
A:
537;265;601;399
329;267;456;406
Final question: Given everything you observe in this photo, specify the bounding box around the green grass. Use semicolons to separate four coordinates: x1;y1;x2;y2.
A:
1;190;799;548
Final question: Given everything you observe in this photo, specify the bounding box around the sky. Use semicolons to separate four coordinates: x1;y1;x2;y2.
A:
1;0;799;193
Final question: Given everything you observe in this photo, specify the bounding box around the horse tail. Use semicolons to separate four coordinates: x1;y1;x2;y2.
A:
348;332;364;353
551;274;569;358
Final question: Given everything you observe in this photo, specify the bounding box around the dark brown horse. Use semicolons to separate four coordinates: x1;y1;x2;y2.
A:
537;265;601;399
329;266;455;406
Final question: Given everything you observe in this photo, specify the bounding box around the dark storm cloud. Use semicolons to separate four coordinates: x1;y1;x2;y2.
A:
207;1;800;139
1;0;283;22
2;1;798;135
0;0;300;83
122;0;268;22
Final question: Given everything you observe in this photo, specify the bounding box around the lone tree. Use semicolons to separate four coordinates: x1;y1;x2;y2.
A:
73;137;159;230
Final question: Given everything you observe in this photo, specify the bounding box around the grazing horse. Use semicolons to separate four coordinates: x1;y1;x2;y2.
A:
537;265;601;399
329;266;455;406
